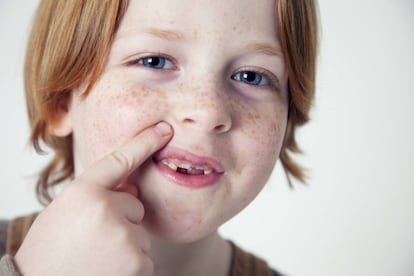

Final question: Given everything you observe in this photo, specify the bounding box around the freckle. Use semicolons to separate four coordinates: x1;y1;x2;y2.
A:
192;145;203;152
140;86;150;97
132;93;144;106
154;87;166;99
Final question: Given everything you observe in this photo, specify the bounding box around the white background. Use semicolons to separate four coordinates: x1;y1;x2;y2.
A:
1;1;413;275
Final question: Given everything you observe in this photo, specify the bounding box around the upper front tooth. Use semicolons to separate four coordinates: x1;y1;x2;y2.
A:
194;166;213;175
204;169;213;175
161;160;178;171
178;163;192;170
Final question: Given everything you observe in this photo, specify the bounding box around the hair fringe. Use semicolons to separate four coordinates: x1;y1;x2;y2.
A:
25;0;318;203
25;0;129;204
278;0;318;187
35;136;74;205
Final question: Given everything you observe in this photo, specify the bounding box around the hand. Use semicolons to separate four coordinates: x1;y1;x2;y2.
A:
14;122;173;276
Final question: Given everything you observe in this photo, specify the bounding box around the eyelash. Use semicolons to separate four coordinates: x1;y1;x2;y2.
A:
127;54;178;70
231;67;279;89
127;54;279;89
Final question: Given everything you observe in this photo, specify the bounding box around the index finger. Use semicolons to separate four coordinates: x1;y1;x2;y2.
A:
76;122;173;189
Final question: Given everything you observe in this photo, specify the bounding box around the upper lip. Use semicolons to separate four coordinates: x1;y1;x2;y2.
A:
153;146;225;173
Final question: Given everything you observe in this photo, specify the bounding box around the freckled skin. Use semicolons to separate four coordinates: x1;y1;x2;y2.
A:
67;0;288;243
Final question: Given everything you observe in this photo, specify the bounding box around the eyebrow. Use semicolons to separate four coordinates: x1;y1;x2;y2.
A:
245;42;282;57
143;27;185;41
118;28;281;58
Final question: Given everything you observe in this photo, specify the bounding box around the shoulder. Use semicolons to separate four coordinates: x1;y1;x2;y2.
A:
0;213;39;257
272;269;285;276
229;241;286;276
0;219;10;257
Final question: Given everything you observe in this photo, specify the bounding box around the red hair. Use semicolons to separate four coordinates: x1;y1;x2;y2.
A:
24;0;319;204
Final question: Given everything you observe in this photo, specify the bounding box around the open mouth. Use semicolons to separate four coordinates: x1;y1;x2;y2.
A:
159;159;215;175
152;147;225;188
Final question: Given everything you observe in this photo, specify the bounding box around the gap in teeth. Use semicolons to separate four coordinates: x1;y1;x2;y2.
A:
160;159;213;175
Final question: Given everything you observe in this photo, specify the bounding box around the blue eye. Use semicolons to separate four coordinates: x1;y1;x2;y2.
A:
231;71;270;86
137;56;175;69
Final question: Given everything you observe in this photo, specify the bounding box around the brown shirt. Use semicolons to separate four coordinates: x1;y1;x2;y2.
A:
0;213;282;276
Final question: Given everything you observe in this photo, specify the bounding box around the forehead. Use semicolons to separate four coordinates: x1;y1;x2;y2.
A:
117;0;278;42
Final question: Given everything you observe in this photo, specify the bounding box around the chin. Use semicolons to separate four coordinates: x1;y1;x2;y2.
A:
141;207;223;244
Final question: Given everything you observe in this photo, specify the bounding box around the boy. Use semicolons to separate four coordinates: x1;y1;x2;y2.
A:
0;0;318;275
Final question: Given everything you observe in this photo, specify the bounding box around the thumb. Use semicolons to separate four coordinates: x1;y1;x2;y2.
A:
76;122;173;190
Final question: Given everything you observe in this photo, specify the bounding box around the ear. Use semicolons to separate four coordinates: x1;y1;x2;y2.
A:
48;95;73;137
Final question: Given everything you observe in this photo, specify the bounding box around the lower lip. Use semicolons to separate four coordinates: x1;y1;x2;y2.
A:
154;160;223;189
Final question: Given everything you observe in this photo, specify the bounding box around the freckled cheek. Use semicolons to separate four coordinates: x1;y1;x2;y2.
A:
228;108;286;214
239;106;287;153
80;86;168;163
230;101;287;181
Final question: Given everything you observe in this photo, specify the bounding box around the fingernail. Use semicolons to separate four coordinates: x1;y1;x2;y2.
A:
155;122;172;136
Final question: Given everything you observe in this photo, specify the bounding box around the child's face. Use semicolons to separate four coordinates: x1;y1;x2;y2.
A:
67;0;288;242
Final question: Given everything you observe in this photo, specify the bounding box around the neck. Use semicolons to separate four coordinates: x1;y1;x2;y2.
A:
149;231;232;276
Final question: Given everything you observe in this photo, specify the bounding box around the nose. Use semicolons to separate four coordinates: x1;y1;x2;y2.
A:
172;82;233;135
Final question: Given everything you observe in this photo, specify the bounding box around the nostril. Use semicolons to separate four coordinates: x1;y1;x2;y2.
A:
180;114;231;133
183;118;195;124
214;124;227;132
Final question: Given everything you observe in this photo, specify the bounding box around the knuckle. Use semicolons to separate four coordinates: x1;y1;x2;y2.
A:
108;150;132;171
134;199;145;219
120;194;145;221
